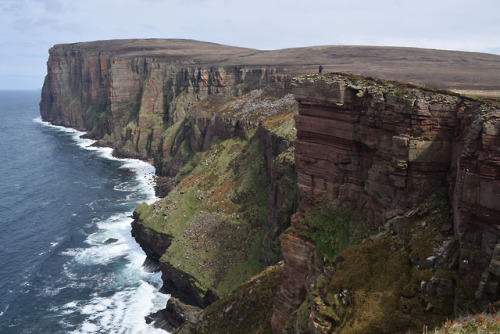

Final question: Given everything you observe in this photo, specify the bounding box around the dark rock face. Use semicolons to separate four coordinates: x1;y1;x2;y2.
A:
160;262;219;308
131;209;173;261
260;127;297;233
271;74;500;332
145;297;201;332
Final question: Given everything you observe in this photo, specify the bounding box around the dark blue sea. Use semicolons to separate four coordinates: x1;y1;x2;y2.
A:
0;91;169;333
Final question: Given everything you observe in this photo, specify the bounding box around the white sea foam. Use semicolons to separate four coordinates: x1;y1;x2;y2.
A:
69;283;169;334
61;248;84;257
38;118;168;333
114;181;136;192
77;243;129;265
119;159;158;205
36;116;158;205
60;211;170;332
63;301;78;309
62;210;170;333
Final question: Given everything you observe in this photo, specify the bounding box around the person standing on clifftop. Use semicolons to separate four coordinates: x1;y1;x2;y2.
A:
319;65;323;75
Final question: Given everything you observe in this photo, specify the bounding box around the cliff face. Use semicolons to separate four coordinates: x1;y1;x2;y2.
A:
271;74;500;332
40;40;500;333
40;40;298;321
40;45;112;134
293;75;462;223
40;42;289;164
130;91;297;308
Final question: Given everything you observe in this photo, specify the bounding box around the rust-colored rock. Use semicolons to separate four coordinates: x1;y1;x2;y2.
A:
40;41;291;170
272;74;500;331
293;75;464;225
271;226;319;333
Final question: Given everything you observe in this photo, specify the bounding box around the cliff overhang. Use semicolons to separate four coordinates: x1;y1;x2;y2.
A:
271;73;500;332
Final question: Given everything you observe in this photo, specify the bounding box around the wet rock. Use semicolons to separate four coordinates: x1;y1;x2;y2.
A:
142;256;161;273
146;297;201;332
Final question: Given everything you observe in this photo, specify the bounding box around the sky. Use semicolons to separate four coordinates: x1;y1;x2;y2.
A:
1;0;499;90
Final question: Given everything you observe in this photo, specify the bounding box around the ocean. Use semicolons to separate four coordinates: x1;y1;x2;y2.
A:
0;91;169;333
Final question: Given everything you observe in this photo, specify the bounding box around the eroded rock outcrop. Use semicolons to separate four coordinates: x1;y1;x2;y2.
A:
271;230;318;331
130;95;298;309
131;205;173;261
271;74;500;332
40;41;290;169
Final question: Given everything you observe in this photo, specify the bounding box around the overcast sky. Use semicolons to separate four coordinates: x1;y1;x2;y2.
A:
1;0;499;89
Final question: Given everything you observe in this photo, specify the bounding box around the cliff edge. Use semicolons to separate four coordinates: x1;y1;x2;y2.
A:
271;74;500;333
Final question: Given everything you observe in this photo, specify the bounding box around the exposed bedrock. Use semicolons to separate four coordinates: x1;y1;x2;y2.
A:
271;74;500;332
40;42;290;169
131;210;173;262
270;230;318;331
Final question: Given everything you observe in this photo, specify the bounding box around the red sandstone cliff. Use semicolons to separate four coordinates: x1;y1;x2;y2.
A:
38;40;500;332
272;74;500;332
40;42;289;164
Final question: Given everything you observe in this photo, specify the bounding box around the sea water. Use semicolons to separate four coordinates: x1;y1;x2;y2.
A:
0;91;169;333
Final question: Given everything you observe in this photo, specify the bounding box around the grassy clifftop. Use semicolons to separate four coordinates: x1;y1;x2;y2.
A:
132;85;298;307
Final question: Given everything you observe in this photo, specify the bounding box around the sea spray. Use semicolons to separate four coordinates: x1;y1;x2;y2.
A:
39;119;170;333
0;98;169;334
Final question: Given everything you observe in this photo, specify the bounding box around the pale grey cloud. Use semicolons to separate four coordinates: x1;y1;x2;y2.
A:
34;0;66;13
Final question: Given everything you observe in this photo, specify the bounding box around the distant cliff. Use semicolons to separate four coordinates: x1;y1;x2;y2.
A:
40;41;289;163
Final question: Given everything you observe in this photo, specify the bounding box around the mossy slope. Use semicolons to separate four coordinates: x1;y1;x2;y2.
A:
132;86;298;308
285;190;460;333
175;263;284;334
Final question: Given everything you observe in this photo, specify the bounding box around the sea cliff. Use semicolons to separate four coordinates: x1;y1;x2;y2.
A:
40;39;500;333
271;74;500;333
40;39;298;323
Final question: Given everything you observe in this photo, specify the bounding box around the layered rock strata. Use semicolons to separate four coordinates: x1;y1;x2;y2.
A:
271;74;500;332
40;41;290;166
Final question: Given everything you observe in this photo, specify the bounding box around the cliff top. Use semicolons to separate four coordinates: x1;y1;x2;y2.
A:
52;38;500;97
